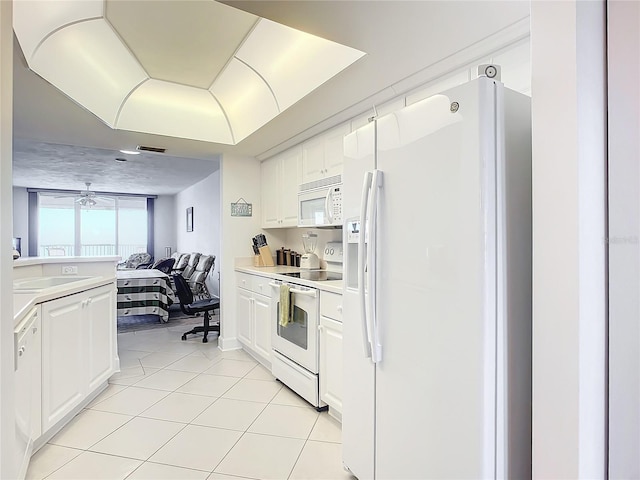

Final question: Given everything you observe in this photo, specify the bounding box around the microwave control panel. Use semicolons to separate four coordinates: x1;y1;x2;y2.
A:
331;187;343;223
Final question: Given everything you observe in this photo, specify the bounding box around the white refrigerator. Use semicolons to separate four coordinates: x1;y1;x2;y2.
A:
341;76;532;480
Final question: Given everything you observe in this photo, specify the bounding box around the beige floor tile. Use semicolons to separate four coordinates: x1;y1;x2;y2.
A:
207;473;255;480
165;353;218;373
45;451;142;480
176;373;239;397
89;386;169;416
221;378;282;403
192;398;267;431
248;404;319;439
214;433;304;480
289;440;353;480
139;351;187;369
26;444;82;480
204;359;258;378
109;366;159;386
89;416;185;460
133;369;198;391
217;348;257;363
86;384;127;408
152;341;203;355
127;461;210;479
139;392;216;423
269;385;312;408
308;412;342;443
149;424;242;472
245;364;276;381
49;409;132;449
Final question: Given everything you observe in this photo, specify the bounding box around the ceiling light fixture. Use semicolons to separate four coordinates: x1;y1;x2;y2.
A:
12;1;365;145
119;149;140;155
77;197;97;207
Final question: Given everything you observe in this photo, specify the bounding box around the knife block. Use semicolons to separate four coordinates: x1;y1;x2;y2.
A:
255;245;274;267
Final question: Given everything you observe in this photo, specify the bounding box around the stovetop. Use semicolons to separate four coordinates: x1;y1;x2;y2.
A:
281;270;343;282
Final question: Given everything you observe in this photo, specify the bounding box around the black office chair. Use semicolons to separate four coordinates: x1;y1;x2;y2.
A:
172;274;220;343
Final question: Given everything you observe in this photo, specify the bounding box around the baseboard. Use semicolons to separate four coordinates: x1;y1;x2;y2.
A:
218;335;242;351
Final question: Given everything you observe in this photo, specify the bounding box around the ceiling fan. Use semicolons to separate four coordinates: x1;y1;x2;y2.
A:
77;182;99;206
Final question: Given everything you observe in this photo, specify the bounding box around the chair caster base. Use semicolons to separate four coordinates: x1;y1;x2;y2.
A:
202;337;208;343
181;334;187;341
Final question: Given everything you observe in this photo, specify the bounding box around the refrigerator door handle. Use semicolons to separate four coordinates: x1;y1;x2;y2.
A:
359;171;373;358
367;169;383;363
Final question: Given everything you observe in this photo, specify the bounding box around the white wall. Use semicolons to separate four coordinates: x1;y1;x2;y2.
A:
219;155;267;349
0;2;15;477
530;1;607;477
12;186;28;255
608;1;640;477
153;194;176;260
175;170;221;296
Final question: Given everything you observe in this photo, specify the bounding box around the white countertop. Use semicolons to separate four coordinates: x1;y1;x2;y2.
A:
235;264;343;295
14;256;120;267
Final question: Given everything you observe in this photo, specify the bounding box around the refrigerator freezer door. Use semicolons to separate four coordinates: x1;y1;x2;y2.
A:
342;121;376;480
374;79;499;479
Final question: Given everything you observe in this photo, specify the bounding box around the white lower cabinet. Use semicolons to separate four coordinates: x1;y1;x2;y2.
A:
319;291;343;417
41;284;117;434
236;273;272;365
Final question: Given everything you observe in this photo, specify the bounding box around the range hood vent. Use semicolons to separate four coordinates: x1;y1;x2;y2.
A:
137;145;166;153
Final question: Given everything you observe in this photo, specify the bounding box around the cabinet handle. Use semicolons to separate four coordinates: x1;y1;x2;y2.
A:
18;346;25;357
337;305;343;313
32;326;38;334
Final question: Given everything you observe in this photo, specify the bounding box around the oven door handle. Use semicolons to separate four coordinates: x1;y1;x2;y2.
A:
289;287;317;297
269;282;281;288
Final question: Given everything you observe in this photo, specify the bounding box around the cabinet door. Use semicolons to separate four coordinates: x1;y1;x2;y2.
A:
253;293;272;362
41;294;86;432
280;147;301;227
319;316;343;414
301;135;326;184
323;124;350;179
261;156;281;228
87;285;116;391
237;288;254;346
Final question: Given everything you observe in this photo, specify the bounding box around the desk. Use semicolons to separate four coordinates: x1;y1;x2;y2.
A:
117;269;175;322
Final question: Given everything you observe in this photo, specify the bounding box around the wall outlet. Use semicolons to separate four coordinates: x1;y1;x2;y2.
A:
61;265;78;275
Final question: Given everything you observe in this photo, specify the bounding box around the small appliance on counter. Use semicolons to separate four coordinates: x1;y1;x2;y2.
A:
300;232;319;269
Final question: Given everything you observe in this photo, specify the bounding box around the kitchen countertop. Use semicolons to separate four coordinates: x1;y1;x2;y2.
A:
235;264;343;295
14;255;121;267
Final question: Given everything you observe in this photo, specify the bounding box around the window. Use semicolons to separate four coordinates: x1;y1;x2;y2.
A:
37;192;151;257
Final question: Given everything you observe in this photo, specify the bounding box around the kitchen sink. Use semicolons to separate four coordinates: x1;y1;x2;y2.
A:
14;276;93;291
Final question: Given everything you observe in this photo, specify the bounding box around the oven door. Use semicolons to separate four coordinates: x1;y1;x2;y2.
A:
271;281;319;373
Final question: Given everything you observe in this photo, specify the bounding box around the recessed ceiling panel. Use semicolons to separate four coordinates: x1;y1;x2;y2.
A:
117;79;233;144
31;19;148;126
211;58;279;143
13;0;103;60
236;18;365;110
106;0;257;88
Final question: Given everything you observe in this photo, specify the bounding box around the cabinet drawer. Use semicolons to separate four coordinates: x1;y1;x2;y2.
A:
251;275;272;296
320;291;342;321
236;272;253;290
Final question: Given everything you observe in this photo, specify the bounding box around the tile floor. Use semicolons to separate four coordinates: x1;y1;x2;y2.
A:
26;325;354;480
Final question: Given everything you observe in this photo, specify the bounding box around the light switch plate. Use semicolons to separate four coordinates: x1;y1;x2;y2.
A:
61;265;78;275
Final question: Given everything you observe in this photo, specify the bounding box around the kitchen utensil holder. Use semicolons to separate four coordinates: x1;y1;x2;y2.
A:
257;245;275;267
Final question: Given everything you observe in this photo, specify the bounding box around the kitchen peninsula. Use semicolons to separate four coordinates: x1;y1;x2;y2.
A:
12;256;120;478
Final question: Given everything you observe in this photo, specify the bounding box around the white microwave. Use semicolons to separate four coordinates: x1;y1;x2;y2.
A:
298;184;343;228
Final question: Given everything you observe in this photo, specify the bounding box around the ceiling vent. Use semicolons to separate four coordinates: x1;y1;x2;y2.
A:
137;145;166;153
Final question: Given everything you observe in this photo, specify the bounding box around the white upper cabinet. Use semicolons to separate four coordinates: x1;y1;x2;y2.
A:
261;146;301;228
301;123;350;185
